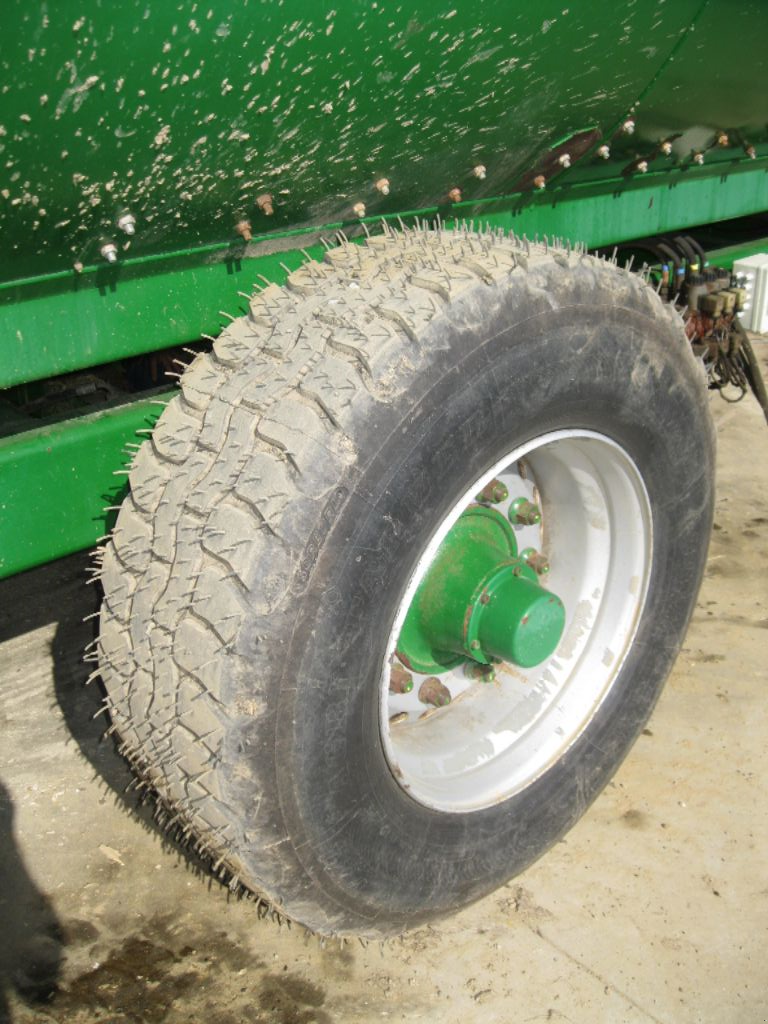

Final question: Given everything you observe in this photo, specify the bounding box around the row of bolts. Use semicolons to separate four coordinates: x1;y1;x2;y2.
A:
96;125;756;265
390;478;548;716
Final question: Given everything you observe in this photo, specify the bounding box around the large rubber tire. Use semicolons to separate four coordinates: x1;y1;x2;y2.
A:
98;226;714;937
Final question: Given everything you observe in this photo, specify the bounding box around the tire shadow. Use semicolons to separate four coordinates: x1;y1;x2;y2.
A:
45;552;210;877
0;781;63;1023
0;552;211;939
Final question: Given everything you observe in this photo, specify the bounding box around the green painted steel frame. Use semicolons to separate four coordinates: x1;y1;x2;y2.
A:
2;161;768;578
3;162;767;390
0;394;170;579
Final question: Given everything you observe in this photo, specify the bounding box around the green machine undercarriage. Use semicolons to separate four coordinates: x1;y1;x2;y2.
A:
2;0;767;579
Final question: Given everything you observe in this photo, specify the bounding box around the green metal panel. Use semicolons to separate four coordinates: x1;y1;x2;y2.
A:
2;162;767;389
0;395;167;579
2;0;767;387
3;0;716;282
704;238;768;271
2;1;768;577
0;243;323;389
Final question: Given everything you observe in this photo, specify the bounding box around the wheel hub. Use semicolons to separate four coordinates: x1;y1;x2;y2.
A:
381;431;653;813
396;506;565;673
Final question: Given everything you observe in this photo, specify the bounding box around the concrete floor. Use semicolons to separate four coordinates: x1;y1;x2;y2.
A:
1;343;767;1024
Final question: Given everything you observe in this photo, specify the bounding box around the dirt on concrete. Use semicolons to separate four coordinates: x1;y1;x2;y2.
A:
1;343;766;1024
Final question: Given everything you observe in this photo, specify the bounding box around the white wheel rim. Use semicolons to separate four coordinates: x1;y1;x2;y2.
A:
380;430;653;812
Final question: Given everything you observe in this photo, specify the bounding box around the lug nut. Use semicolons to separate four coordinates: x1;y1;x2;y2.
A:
635;160;649;174
621;118;635;135
660;140;673;156
509;498;541;526
375;177;390;195
558;153;571;169
100;242;118;264
235;218;252;242
389;663;414;695
256;193;274;216
693;152;705;165
475;478;509;504
418;677;451;708
465;662;495;683
389;712;409;726
521;548;550;575
745;144;756;160
533;174;546;190
117;212;136;235
716;132;729;147
596;144;610;160
473;164;487;180
447;187;462;203
352;201;366;218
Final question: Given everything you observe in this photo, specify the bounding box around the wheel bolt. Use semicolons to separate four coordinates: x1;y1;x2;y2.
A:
117;212;136;235
521;547;550;575
389;711;409;726
100;242;118;264
235;219;252;242
509;498;541;526
418;677;451;708
389;663;414;694
475;478;509;504
465;662;495;683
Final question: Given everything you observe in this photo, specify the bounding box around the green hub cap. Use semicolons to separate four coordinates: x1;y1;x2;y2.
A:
396;505;565;674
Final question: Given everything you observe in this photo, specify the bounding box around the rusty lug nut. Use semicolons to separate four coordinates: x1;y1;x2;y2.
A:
521;547;550;575
533;174;546;190
117;212;136;235
389;663;414;695
375;177;390;195
418;677;451;708
256;193;274;216
389;711;409;726
465;662;496;683
510;498;541;526
475;478;509;504
693;152;705;165
447;187;462;203
473;164;487;180
235;219;252;242
621;118;636;135
716;132;729;147
635;160;649;174
660;140;673;156
558;153;571;169
352;201;366;218
100;242;118;264
596;144;610;160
